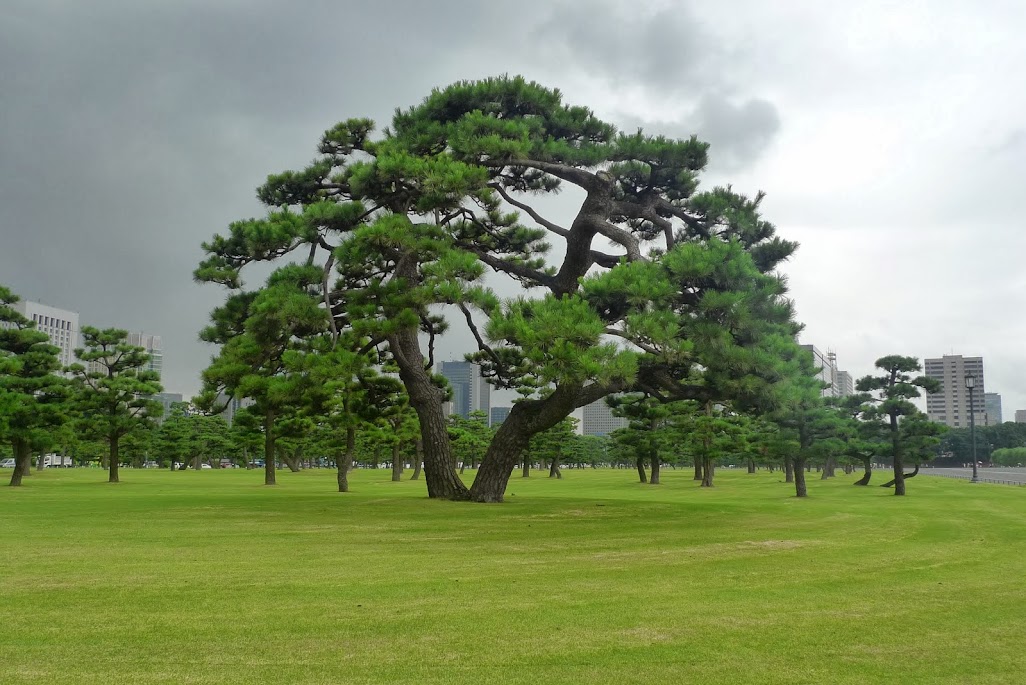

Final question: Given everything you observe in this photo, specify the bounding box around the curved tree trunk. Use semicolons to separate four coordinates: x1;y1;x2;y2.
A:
636;456;648;483
784;457;794;483
794;458;808;497
9;439;32;487
649;451;660;485
890;414;905;496
470;384;588;502
264;409;277;486
881;465;919;488
548;455;562;479
387;329;467;500
853;457;872;486
391;442;402;482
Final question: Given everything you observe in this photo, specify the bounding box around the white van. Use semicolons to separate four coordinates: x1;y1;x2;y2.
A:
0;458;16;468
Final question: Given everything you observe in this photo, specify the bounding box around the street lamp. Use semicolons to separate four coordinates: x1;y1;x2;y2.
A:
965;374;979;483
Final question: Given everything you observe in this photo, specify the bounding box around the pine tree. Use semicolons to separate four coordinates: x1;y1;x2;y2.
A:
856;356;941;496
67;327;163;483
0;285;69;486
196;76;803;503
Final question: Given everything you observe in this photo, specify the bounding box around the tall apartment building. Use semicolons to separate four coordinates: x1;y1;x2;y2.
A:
835;370;854;397
126;333;162;378
799;345;853;397
214;391;255;426
9;300;80;369
582;399;627;436
489;406;511;427
984;393;1002;426
438;361;490;419
152;392;184;424
1015;410;1026;424
923;355;986;429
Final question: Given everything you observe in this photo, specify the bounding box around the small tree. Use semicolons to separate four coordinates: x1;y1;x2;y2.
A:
856;356;940;496
68;327;162;483
1;286;70;486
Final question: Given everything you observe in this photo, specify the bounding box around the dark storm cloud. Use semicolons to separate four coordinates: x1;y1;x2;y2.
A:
0;0;514;395
0;0;790;397
535;1;782;171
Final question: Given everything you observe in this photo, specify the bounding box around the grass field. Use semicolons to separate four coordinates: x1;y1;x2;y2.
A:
2;467;1025;684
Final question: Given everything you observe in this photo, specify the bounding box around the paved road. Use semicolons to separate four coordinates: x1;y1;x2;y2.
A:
924;467;1026;486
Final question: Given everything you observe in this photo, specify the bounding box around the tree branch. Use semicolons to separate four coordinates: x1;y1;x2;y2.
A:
488;184;569;237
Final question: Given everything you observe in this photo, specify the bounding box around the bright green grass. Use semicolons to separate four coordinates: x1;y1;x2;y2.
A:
2;467;1025;684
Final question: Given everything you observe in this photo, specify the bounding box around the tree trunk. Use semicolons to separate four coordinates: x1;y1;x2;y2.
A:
784;457;794;483
411;439;423;481
469;384;586;502
794;458;808;497
693;459;703;481
337;426;355;493
36;451;45;472
391;442;402;482
649;451;660;485
853;457;872;486
747;458;756;474
9;439;32;487
701;457;714;487
522;459;531;478
890;415;905;496
823;456;836;478
548;455;562;479
636;456;648;483
108;438;120;483
386;327;468;500
264;410;276;486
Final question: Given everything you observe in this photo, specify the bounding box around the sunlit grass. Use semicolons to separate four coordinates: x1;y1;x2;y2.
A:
2;466;1024;684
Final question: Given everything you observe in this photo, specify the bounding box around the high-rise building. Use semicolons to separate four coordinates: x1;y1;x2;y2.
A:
984;393;1002;426
152;392;184;424
582;399;627;436
489;406;511;427
438;361;490;418
835;370;854;398
923;355;986;429
1015;410;1026;424
214;391;255;426
126;333;162;378
799;345;853;397
7;300;80;369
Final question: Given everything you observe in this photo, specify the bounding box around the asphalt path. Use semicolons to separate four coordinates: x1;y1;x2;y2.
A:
924;467;1026;486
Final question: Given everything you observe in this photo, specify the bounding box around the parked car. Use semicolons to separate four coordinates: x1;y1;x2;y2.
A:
200;463;213;470
0;458;16;469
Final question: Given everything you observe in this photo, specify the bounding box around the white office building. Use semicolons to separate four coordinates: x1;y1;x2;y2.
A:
924;355;986;429
10;300;80;369
582;399;627;436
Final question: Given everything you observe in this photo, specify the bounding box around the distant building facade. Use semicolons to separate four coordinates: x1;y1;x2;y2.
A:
835;370;854;398
214;392;255;426
924;355;986;429
152;392;184;424
984;392;1002;426
798;344;853;397
582;399;627;437
438;361;490;418
9;300;80;369
489;406;511;427
1016;410;1026;424
126;333;163;378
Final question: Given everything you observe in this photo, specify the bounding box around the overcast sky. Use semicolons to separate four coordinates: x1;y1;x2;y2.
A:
3;0;1025;418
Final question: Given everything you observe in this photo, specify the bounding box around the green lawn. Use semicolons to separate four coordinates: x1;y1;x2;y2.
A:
1;467;1024;684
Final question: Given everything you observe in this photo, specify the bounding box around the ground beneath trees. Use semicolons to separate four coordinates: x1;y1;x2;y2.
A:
2;468;1024;684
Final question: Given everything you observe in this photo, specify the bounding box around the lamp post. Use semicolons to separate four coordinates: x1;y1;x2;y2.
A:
965;374;979;483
